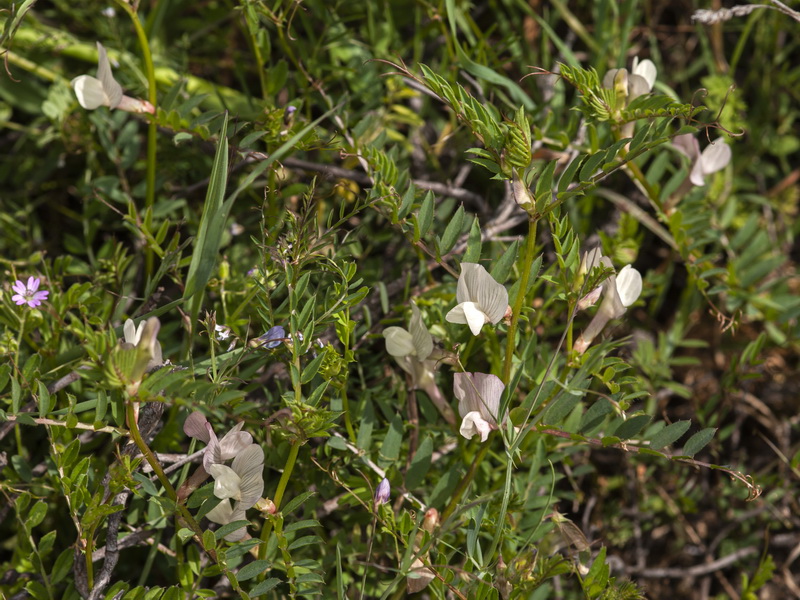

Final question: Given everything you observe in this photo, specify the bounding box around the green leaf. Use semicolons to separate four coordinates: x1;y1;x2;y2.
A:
283;519;322;534
398;185;415;220
236;559;270;581
300;352;325;384
249;578;281;596
649;420;691;450
463;217;482;263
39;530;57;555
490;239;519;284
612;414;651;440
214;520;250;540
579;398;613;434
25;581;49;600
11;454;32;482
682;428;717;457
557;154;585;193
356;397;375;451
542;394;581;425
405;435;433;490
534;160;558;206
417;191;435;239
282;491;316;516
378;414;403;465
26;501;47;529
202;529;217;550
37;380;51;417
183;113;229;302
51;548;74;584
11;377;21;413
439;205;465;255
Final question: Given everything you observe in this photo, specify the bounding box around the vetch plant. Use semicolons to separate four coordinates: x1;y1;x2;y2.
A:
10;276;48;308
71;42;155;114
445;262;509;336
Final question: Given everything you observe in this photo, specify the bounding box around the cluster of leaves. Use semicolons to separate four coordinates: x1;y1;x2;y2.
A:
1;1;799;599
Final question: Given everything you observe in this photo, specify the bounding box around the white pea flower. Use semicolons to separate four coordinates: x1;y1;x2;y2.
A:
183;412;254;473
574;258;642;355
123;318;164;372
205;444;265;541
603;57;656;105
384;302;455;424
453;372;505;442
673;134;732;186
71;42;155;114
445;263;509;336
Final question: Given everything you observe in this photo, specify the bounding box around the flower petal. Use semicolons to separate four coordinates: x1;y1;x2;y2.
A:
673;133;700;160
602;68;620;90
408;302;433;360
205;498;234;525
459;411;493;442
627;73;651;102
699;140;731;176
123;319;137;345
690;159;707;186
183;411;210;442
209;464;243;500
71;75;108;109
232;444;264;509
27;277;39;292
462;302;488;336
615;265;642;307
383;327;415;357
12;280;26;295
95;42;123;108
218;422;254;461
445;303;468;325
632;57;657;91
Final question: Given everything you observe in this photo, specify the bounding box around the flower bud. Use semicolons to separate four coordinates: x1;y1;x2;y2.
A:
374;477;391;507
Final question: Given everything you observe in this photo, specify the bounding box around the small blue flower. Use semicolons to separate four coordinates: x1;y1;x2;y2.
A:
258;325;285;349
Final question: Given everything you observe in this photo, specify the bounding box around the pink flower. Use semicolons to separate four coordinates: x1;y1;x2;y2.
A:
11;277;49;308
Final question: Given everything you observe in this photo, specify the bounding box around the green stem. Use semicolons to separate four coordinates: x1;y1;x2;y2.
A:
126;404;177;500
258;442;301;560
341;388;357;443
115;0;158;275
125;403;206;542
501;218;539;385
440;441;491;523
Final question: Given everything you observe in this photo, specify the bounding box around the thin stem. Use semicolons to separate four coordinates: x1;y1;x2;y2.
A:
502;218;538;385
126;404;176;500
258;442;301;561
114;0;158;275
341;307;357;443
124;403;209;547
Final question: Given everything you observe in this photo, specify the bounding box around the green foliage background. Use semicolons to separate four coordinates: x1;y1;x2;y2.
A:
1;0;799;598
